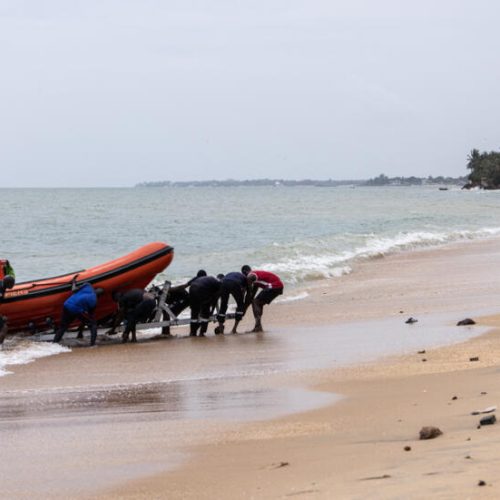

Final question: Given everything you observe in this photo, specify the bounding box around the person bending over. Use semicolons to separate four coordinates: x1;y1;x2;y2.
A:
53;282;101;347
161;269;208;335
0;274;15;346
189;275;222;337
215;271;249;334
110;288;156;343
243;267;284;333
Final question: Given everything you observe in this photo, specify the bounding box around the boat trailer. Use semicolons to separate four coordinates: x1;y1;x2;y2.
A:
34;280;232;341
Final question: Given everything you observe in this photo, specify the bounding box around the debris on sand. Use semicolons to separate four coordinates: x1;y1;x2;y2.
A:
270;461;290;469
471;406;496;416
469;357;479;362
457;318;476;326
478;480;486;486
360;474;391;481
419;426;443;440
405;317;418;324
404;446;411;451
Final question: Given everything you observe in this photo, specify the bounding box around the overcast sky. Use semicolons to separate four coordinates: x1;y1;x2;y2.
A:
1;1;499;187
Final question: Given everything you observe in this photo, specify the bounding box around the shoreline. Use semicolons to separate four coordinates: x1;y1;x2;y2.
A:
96;237;500;499
4;237;500;498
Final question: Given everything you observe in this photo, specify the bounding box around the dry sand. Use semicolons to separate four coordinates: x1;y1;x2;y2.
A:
5;238;500;499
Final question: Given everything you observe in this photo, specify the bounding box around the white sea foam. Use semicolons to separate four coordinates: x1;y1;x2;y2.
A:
258;227;500;284
0;337;70;377
275;292;309;303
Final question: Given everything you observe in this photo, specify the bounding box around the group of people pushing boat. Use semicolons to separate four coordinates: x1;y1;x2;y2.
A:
0;258;284;347
51;265;284;346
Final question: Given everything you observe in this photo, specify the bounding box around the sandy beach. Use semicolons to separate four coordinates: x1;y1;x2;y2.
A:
3;238;500;499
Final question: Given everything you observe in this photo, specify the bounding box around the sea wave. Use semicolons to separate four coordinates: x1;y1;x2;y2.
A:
258;227;500;284
0;337;70;377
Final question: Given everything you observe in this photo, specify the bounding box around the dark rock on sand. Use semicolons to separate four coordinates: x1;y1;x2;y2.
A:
405;317;418;324
478;480;486;486
404;446;411;451
418;350;426;354
419;426;443;440
270;461;289;469
479;415;496;426
452;396;458;400
457;318;476;326
469;357;479;362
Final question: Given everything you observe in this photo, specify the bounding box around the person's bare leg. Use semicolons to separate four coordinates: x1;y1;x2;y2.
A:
251;301;264;332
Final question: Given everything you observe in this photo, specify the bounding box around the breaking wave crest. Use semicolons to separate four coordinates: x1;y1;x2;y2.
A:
259;227;500;284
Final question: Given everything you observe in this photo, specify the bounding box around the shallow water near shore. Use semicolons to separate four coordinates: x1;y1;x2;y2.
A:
0;310;490;497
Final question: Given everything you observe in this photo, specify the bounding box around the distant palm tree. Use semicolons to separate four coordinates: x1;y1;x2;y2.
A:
467;149;481;171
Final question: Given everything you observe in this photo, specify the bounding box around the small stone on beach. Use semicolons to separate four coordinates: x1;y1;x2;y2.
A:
469;357;479;362
452;396;458;400
457;318;476;326
405;317;418;324
418;350;426;354
404;446;411;451
478;480;486;486
422;358;427;362
419;426;443;440
479;414;496;426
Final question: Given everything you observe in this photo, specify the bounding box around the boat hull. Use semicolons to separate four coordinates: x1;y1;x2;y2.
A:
0;242;174;333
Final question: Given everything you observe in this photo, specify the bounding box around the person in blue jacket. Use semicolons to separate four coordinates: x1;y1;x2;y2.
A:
53;282;102;346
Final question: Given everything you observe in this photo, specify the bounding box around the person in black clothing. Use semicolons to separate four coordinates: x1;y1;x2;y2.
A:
109;288;156;343
189;275;222;337
166;269;207;317
159;269;208;336
215;272;249;334
0;275;15;346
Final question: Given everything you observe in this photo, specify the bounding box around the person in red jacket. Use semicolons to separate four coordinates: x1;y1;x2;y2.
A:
242;265;284;333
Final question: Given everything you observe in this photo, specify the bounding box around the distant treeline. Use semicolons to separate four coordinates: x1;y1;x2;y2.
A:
136;179;363;188
364;174;467;186
136;176;466;188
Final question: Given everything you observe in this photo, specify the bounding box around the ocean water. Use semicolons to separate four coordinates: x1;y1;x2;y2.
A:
2;185;500;284
1;185;500;376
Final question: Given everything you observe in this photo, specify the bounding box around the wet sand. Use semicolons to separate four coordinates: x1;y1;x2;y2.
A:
3;238;500;498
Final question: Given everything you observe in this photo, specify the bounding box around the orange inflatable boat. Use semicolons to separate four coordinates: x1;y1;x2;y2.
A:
0;242;174;333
